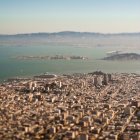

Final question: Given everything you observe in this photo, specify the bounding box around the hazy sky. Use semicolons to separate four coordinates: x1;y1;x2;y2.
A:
0;0;140;34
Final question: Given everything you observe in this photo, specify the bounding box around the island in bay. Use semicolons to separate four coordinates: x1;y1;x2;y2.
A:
15;55;88;60
102;53;140;61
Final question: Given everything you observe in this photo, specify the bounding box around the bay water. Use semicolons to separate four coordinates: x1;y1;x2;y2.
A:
0;45;140;82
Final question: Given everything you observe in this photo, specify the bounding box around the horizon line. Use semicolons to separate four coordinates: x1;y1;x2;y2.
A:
0;31;140;36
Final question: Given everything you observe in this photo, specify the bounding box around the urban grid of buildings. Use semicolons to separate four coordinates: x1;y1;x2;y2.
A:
0;72;140;140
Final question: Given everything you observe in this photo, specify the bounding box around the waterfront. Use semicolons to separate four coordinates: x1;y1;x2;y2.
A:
0;45;140;82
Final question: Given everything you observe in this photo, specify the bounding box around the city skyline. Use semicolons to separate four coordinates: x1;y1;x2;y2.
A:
0;0;140;34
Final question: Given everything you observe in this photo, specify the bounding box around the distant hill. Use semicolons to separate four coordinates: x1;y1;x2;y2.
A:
102;53;140;61
1;31;140;37
0;31;140;47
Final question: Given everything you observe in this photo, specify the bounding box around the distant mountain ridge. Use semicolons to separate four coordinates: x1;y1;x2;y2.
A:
0;31;140;36
0;31;140;47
